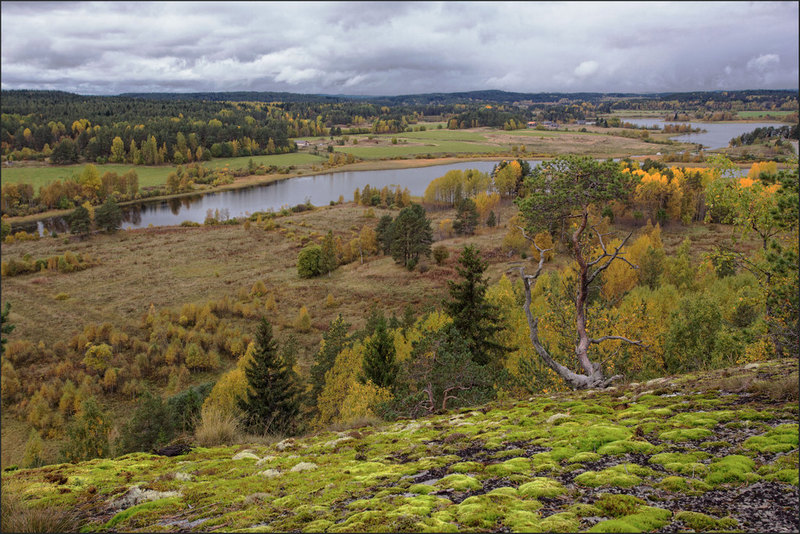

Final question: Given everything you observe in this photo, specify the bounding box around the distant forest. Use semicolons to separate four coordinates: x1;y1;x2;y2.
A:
1;89;796;164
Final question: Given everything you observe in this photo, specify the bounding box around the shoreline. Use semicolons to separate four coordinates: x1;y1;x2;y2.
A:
4;156;516;226
2;151;782;228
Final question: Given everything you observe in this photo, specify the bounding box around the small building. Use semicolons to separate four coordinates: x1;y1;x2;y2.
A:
295;140;310;148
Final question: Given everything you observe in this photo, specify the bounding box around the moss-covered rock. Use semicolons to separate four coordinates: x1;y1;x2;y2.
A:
597;439;655;455
485;457;531;476
743;424;799;454
435;474;482;492
658;427;714;442
675;511;738;531
705;454;757;485
518;477;566;499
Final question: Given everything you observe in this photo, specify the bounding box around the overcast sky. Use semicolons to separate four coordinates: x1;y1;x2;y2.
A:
1;1;797;96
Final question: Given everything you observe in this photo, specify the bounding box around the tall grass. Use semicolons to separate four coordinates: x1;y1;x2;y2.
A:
193;407;242;447
1;490;81;533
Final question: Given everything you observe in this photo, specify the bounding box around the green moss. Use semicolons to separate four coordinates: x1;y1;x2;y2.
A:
435;474;482;492
658;475;689;492
503;510;541;532
587;518;643;532
538;511;579;532
448;462;483;474
705;454;756;485
575;469;641;488
517;477;566;499
455;496;504;529
667;412;719;428
594;493;645;517
486;457;531;476
408;484;434;495
593;507;672;532
597;440;654;455
550;423;631;452
571;404;614;416
419;516;459;533
531;452;558;472
743;424;799;454
487;486;519;498
764;469;799;485
549;446;578;462
675;511;738;531
492;447;526;459
302;519;335;532
567;451;601;464
102;497;182;530
658;427;713;442
570;503;602;517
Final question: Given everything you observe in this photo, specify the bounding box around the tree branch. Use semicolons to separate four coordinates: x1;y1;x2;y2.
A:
590;335;647;348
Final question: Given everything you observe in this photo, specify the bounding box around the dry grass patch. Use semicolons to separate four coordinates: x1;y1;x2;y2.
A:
1;490;81;533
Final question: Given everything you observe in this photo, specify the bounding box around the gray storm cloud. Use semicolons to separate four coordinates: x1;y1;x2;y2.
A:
1;1;797;95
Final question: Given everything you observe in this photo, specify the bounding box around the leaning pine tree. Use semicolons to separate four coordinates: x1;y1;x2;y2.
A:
515;156;644;389
238;318;301;435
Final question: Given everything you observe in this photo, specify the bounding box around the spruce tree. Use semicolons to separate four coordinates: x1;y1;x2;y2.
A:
361;316;398;389
238;319;301;435
453;197;479;236
444;245;506;366
319;230;339;275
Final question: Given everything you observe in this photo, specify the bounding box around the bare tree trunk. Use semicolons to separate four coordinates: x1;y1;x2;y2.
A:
515;225;643;390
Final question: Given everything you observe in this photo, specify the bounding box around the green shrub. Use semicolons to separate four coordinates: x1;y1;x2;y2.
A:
297;245;323;278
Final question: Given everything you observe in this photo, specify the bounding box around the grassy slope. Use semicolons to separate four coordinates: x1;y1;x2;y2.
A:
2;358;797;532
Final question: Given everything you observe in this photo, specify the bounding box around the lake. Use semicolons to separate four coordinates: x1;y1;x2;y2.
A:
622;118;783;149
16;160;540;235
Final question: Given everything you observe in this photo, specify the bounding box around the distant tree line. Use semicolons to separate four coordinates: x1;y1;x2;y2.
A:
730;124;799;147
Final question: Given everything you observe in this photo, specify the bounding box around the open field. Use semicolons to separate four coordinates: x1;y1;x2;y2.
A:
1;126;685;195
737;110;796;120
0;164;170;190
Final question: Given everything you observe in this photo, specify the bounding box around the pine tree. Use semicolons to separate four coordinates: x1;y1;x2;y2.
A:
94;196;123;233
310;315;350;408
390;203;433;269
237;319;301;435
361;316;398;389
1;302;14;356
487;210;497;228
69;204;92;235
444;245;506;366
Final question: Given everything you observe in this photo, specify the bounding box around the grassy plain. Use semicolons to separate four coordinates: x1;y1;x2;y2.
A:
1;126;679;195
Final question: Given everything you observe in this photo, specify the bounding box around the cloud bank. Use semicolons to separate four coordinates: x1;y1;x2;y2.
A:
1;1;797;95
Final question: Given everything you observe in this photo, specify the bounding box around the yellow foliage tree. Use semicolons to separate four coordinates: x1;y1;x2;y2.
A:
314;342;392;428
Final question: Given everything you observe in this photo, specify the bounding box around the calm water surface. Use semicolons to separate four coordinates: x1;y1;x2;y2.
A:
18;160;540;234
622;118;783;149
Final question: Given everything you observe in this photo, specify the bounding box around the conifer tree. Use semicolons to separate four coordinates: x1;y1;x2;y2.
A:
69;204;92;236
444;245;506;366
309;315;350;408
453;197;479;235
320;230;339;275
94;196;123;233
237;319;301;435
361;316;398;389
